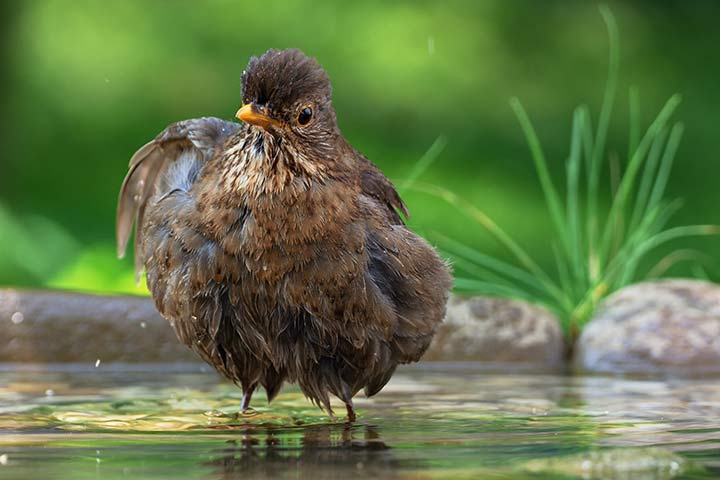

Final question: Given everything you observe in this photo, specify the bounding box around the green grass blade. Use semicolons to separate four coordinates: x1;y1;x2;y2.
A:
628;86;640;161
446;252;548;298
636;225;720;254
587;5;620;261
614;218;717;287
400;135;448;194
592;5;620;175
448;252;528;288
566;108;586;284
510;98;569;246
647;123;685;210
410;183;549;277
610;225;720;286
614;200;682;285
411;182;573;310
599;95;682;260
436;235;548;294
691;264;711;281
646;249;715;278
552;242;575;303
453;277;543;303
628;125;668;231
580;106;595;177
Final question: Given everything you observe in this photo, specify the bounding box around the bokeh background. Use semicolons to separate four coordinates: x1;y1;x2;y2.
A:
1;1;719;294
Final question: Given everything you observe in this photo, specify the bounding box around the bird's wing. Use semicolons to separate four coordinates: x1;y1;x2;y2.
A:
366;225;452;364
355;151;409;225
358;223;452;397
116;117;240;276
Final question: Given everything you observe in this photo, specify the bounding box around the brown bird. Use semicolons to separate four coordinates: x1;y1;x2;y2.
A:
117;48;452;421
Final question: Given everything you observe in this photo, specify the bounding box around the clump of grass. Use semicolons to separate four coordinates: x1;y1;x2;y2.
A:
412;6;719;340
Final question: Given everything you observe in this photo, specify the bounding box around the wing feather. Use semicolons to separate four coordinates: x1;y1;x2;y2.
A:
116;117;241;279
355;151;409;224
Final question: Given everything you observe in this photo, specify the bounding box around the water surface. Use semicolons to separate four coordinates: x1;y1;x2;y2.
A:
0;363;718;479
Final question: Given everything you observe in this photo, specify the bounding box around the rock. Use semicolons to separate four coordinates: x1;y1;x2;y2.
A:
1;289;567;367
423;295;566;368
0;289;196;363
575;279;720;375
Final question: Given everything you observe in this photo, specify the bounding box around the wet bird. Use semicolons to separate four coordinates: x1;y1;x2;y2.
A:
117;48;452;421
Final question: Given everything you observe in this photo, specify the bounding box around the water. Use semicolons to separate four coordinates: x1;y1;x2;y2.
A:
0;363;718;479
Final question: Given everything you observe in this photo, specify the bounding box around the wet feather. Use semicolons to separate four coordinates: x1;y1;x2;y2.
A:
116;49;452;420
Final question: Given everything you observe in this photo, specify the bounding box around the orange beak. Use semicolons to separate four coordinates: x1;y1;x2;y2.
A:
236;103;280;130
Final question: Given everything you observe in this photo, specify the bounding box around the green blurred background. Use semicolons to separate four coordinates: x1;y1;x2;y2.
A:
1;1;719;295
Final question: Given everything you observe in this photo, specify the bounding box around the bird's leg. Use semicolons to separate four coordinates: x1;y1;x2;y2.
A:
240;384;256;411
345;401;357;423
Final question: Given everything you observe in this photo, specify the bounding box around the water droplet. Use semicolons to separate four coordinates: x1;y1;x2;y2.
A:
10;312;23;324
45;389;54;397
0;454;7;465
140;322;147;329
427;36;435;56
95;359;101;368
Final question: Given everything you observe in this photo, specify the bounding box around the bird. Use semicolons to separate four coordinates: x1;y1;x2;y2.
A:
116;48;452;422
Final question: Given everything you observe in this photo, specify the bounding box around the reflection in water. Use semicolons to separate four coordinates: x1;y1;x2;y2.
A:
205;424;404;480
2;365;720;479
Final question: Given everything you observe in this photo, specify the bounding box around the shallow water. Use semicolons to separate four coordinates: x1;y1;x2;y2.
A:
0;363;719;479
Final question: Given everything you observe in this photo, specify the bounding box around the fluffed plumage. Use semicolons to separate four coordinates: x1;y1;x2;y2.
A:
117;48;452;420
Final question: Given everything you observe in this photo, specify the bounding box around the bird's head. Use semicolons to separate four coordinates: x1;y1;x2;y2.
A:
236;49;339;158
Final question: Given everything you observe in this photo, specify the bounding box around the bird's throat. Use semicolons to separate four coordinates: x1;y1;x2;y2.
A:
219;130;325;198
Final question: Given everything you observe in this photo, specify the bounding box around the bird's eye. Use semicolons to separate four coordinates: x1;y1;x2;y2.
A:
297;106;313;126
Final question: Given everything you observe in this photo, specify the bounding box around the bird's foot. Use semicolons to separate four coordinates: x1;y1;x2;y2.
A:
240;384;256;412
345;402;357;423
